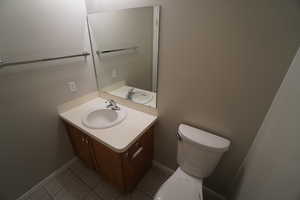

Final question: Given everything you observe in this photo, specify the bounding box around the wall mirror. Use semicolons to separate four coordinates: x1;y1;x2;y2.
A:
88;6;160;108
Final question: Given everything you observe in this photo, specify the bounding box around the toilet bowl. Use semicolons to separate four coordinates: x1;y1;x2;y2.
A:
154;168;203;200
154;124;230;200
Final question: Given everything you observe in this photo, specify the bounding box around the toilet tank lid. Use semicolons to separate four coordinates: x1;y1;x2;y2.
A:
178;124;230;152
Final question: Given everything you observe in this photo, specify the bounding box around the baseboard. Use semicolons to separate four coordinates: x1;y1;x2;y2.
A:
16;157;78;200
152;160;226;200
204;186;227;200
152;160;175;175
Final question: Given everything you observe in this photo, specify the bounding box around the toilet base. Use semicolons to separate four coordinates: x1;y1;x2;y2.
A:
154;167;203;200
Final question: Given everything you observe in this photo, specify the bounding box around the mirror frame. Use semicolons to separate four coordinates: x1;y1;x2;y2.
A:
87;5;160;109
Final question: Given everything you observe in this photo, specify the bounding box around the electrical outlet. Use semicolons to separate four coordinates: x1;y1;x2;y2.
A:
68;81;77;92
112;69;117;78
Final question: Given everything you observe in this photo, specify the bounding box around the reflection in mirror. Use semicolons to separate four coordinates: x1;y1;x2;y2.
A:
88;6;160;108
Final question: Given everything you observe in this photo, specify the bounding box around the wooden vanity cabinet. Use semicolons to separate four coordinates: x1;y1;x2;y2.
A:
65;124;95;169
122;127;153;191
64;122;154;192
91;138;125;191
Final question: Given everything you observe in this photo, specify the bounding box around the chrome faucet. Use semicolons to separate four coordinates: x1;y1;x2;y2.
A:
126;87;135;100
106;99;120;110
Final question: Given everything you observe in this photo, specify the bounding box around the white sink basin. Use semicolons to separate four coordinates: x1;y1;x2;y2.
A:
131;90;153;104
82;107;127;129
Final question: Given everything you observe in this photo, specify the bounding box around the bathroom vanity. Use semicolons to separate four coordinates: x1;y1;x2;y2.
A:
59;5;160;193
60;98;157;192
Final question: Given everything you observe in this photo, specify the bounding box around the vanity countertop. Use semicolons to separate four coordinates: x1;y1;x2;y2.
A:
60;97;157;153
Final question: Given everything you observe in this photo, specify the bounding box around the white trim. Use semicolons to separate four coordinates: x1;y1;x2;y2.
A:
152;5;160;92
152;160;174;175
152;160;226;200
16;157;78;200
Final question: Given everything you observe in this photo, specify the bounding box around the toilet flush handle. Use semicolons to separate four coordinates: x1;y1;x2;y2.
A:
176;132;182;141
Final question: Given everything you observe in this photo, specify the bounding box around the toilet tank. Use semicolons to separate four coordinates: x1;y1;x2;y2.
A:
177;124;230;178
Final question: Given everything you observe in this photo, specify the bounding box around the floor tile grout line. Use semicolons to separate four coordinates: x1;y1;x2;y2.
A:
67;167;105;200
43;177;65;200
68;167;94;189
70;162;155;200
68;166;102;190
90;186;105;200
68;166;146;200
51;165;105;200
90;189;105;200
65;161;163;200
42;185;55;200
135;187;155;199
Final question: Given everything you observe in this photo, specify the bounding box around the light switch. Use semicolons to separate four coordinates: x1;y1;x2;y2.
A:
112;69;117;78
68;81;77;92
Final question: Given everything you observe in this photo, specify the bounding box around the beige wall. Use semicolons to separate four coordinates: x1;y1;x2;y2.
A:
232;48;300;200
85;0;300;196
2;0;299;199
0;0;97;199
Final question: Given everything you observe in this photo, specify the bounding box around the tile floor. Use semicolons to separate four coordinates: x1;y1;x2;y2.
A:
20;159;170;200
20;159;221;200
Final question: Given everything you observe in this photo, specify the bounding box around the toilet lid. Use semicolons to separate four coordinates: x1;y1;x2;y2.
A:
154;168;203;200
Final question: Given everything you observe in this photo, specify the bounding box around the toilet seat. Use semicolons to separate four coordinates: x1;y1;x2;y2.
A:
154;168;203;200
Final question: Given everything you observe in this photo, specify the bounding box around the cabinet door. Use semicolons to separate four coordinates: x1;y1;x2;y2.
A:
66;124;95;169
122;127;154;191
92;140;125;191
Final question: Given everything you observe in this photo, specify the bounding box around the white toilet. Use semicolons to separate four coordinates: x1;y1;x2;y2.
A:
154;124;231;200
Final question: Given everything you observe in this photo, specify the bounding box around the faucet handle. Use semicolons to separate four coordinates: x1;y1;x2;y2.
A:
106;99;120;110
129;87;135;93
127;87;135;100
106;99;116;106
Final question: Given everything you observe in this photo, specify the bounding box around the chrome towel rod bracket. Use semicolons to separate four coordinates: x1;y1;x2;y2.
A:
0;52;90;68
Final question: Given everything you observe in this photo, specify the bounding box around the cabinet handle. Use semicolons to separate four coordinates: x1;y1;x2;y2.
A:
85;138;89;144
131;147;143;160
81;138;85;143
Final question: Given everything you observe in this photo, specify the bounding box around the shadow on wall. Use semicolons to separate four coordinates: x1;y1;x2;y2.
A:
228;164;246;200
55;118;75;163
